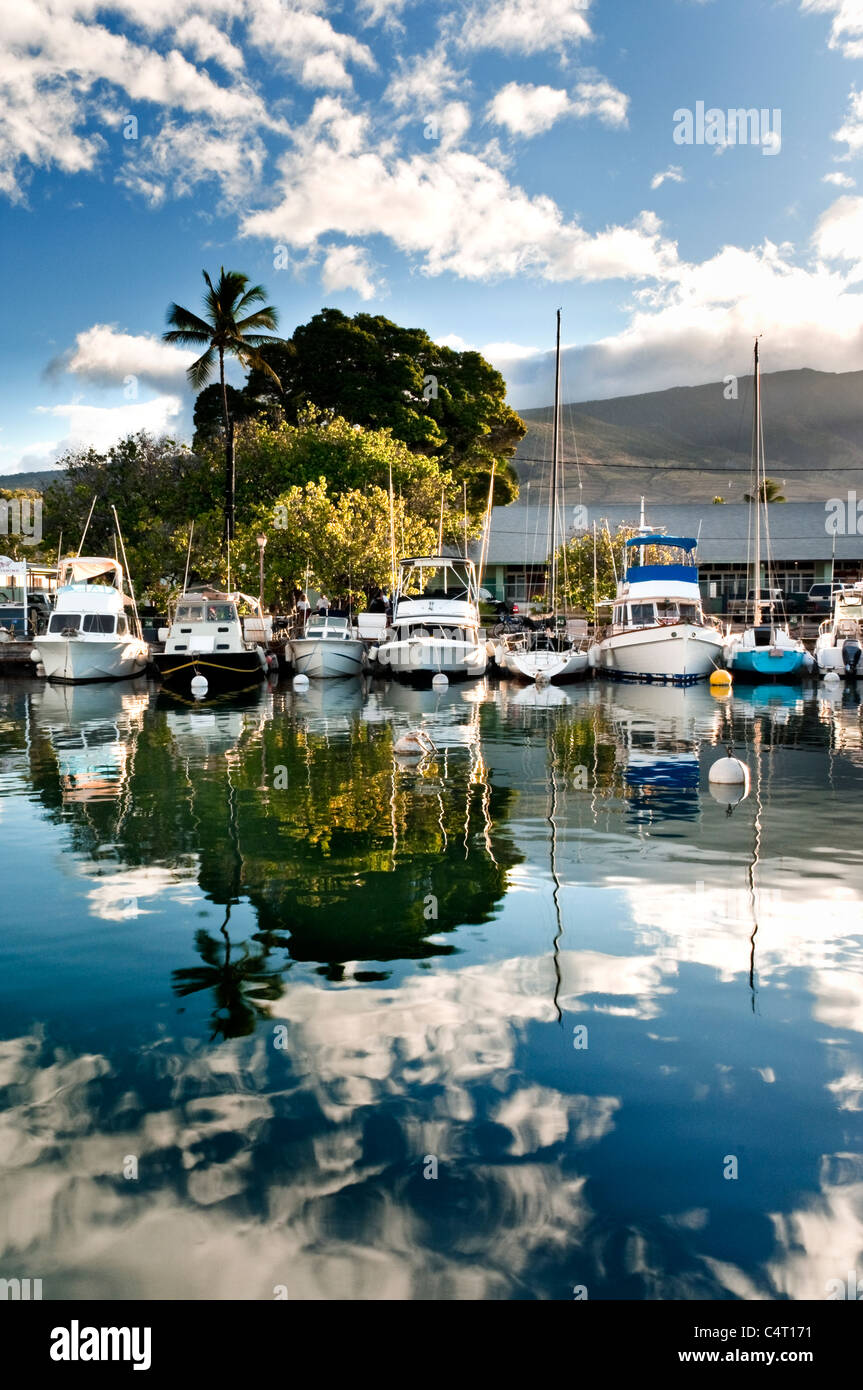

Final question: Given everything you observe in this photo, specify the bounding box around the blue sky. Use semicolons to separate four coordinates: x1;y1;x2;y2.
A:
2;0;863;474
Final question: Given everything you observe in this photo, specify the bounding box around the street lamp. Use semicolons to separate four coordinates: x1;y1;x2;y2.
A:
256;532;267;606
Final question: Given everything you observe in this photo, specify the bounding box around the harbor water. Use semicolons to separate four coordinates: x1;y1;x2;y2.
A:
1;674;862;1300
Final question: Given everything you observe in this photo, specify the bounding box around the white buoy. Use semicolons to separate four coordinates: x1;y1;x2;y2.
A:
709;746;750;790
709;781;749;809
432;672;448;691
293;673;310;692
536;672;550;689
824;670;841;684
29;648;41;663
190;674;209;699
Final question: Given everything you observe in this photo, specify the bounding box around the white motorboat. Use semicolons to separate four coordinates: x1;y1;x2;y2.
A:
815;582;863;677
723;341;811;683
376;556;488;682
153;587;271;693
290;615;365;678
35;557;149;683
589;516;725;684
499;310;589;685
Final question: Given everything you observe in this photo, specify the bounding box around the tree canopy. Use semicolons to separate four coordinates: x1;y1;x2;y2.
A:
212;308;523;509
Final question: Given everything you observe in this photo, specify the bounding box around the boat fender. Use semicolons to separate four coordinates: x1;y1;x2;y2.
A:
432;672;449;690
709;668;732;688
293;674;310;691
190;674;209;699
708;745;750;788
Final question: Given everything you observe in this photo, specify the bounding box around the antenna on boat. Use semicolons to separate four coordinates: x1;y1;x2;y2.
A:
437;487;445;554
388;460;397;596
110;505;143;639
76;494;98;557
183;521;195;595
463;480;468;560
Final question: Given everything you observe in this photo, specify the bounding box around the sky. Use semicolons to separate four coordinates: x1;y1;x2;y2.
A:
2;0;863;474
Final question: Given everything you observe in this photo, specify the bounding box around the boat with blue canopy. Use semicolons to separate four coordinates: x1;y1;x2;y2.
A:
589;508;725;684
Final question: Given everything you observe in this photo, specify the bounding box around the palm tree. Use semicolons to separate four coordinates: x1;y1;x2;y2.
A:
164;268;281;540
744;477;786;504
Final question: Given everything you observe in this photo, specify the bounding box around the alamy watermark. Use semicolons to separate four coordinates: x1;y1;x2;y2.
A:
673;103;781;156
0;497;42;546
826;492;863;535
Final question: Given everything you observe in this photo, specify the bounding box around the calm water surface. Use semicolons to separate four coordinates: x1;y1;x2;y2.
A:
1;673;862;1300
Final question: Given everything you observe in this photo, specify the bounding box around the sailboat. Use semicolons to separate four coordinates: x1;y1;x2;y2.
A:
501;309;589;684
722;342;812;682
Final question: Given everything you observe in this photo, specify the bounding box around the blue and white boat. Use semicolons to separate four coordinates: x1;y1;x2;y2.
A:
722;341;811;684
590;512;725;684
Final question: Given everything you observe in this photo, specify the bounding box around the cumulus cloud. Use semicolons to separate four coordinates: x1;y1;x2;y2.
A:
28;395;184;468
320;243;378;299
824;170;856;187
461;0;594;54
832;88;863;158
570;74;629;127
241;98;676;284
801;0;863;58
491;225;863;403
488;83;572;137
50;325;197;392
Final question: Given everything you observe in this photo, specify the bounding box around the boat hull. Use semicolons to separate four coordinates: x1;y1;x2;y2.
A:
37;637;149;683
726;648;810;682
505;647;589;683
378;636;487;682
153;648;267;692
591;624;724;683
290;638;365;678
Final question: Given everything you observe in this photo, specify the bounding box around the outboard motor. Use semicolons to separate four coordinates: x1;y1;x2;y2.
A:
842;639;862;677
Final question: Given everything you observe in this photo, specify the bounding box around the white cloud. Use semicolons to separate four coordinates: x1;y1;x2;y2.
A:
320;243;378;299
26;395;184;468
242;98;677;284
800;0;863;58
56;325;197;391
570;75;629;128
174;16;246;72
116;119;268;207
461;0;594;54
488;83;572;138
651;165;685;190
823;170;856;187
832;88;863;157
385;45;465;111
813;193;863;265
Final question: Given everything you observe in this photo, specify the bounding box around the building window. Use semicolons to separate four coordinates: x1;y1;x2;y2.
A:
504;565;548;602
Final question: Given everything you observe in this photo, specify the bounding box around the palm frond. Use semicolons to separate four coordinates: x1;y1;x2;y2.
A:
165;303;212;338
234;307;279;332
187;347;217;391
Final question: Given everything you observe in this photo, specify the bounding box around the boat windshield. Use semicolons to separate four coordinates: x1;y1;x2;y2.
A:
49;614;81;632
177;602;237;623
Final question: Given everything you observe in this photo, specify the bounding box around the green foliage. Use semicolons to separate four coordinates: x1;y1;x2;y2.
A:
238;308;524;503
557;524;637;621
744;477;786;503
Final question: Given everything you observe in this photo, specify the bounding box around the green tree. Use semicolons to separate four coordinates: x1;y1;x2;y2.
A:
163;268;282;540
238;308;523;508
556;524;637;622
744;477;786;503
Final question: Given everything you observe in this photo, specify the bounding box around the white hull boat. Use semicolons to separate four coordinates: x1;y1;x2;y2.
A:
815;583;863;677
35;555;148;684
38;636;149;683
505;645;589;682
590;518;724;684
291;617;365;678
377;556;488;683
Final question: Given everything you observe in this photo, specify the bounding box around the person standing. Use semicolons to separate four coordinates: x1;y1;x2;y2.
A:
297;591;311;629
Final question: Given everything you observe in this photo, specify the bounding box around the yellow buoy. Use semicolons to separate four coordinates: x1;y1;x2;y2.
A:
709;668;732;688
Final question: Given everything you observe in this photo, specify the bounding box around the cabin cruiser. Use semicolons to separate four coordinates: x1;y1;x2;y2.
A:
34;557;149;683
815;582;863;678
290;614;365;678
153;588;272;693
376;556;488;682
589;532;724;684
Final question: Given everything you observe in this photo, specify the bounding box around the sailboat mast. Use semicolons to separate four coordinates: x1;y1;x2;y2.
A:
550;308;561;615
752;339;762;627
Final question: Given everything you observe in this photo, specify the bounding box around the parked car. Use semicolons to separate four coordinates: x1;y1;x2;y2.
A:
805;582;847;616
